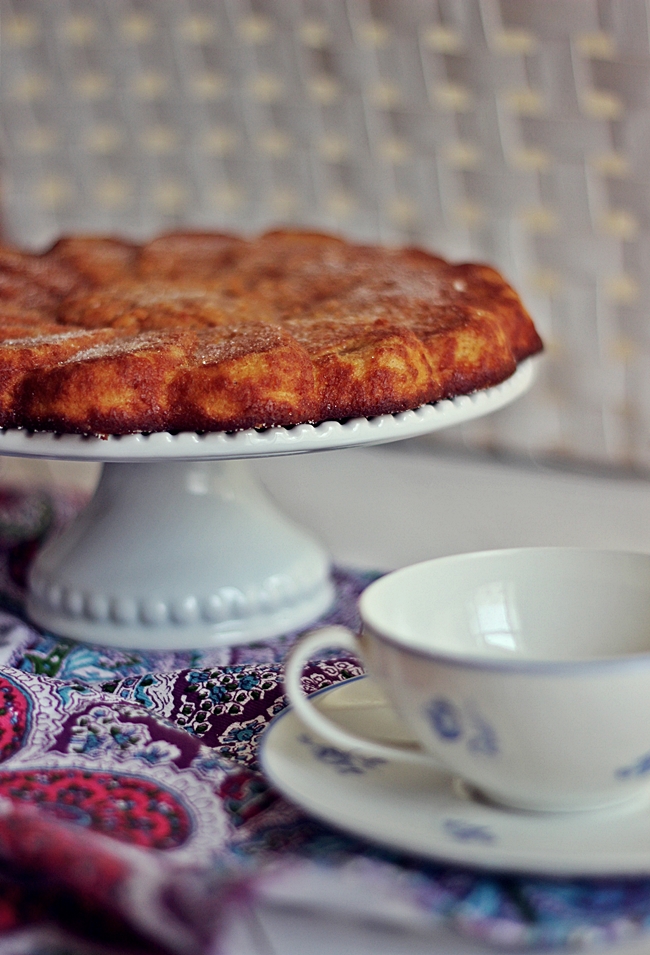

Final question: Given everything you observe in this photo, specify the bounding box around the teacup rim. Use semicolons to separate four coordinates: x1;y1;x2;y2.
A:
360;545;650;674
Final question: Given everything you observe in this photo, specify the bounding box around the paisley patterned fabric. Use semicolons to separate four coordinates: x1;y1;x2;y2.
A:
0;672;31;761
0;767;193;848
0;485;649;954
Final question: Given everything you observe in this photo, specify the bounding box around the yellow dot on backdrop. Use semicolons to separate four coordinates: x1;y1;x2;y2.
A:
10;74;50;101
492;29;537;55
581;89;623;120
74;72;111;99
359;20;391;47
518;206;559;234
388;197;418;227
300;20;331;48
248;73;283;102
210;184;245;211
95;177;131;208
613;402;646;432
528;268;562;295
269;188;299;215
326;190;356;218
503;88;545;115
84;125;123;154
443;141;481;169
369;81;402;109
190;72;228;100
318;134;350;162
590;153;630;177
307;74;341;104
510;147;552;172
5;15;40;46
202;127;239;156
615;399;636;423
153;181;187;213
421;25;463;53
605;273;640;304
599;209;638;241
180;16;217;43
19;127;58;154
122;13;155;42
433;83;473;112
36;177;71;210
133;72;168;99
141;126;178;154
239;15;274;44
258;130;292;158
576;31;616;59
379;138;412;164
453;201;485;228
63;16;97;44
609;338;637;362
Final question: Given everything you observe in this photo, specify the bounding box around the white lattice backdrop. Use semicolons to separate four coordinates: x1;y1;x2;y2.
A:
2;0;650;469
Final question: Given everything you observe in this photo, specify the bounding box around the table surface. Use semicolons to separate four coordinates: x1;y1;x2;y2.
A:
244;443;650;955
5;443;650;955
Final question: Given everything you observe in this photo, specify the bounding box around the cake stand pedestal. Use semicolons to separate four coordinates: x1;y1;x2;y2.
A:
28;459;333;648
0;360;536;650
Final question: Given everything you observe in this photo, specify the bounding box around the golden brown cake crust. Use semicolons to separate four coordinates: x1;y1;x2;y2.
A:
0;230;542;434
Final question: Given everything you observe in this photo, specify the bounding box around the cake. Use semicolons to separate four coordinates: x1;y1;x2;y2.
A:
0;230;543;435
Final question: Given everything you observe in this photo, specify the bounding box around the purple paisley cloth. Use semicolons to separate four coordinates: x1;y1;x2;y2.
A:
0;484;648;953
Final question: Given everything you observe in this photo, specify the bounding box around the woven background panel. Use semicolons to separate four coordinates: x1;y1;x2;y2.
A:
2;0;649;470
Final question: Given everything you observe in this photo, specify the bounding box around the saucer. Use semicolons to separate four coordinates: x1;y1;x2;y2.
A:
260;676;650;876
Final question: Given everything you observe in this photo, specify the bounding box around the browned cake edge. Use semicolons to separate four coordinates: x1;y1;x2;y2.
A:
0;231;543;435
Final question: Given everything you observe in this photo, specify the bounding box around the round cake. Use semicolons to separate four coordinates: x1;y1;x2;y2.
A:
0;230;542;435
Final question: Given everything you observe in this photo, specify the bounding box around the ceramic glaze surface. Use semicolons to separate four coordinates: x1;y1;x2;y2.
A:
362;548;650;662
261;677;650;876
27;460;334;649
285;549;650;812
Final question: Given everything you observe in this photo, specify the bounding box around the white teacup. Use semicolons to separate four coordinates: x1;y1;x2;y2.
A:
285;548;650;813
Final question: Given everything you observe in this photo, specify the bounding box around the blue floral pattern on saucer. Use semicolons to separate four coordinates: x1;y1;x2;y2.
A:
444;818;496;844
298;733;387;774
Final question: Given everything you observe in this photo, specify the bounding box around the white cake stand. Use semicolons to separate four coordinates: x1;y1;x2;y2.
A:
0;360;535;650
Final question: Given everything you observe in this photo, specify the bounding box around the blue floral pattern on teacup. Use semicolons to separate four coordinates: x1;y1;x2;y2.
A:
615;751;650;779
426;697;499;756
299;733;387;774
466;704;499;757
427;698;463;739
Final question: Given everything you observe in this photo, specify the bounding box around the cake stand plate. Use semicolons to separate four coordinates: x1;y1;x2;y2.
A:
2;360;535;650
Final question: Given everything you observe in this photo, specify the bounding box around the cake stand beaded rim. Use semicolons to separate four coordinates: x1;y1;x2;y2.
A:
0;359;536;462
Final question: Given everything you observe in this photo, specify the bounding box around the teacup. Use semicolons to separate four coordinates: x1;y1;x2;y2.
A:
285;548;650;812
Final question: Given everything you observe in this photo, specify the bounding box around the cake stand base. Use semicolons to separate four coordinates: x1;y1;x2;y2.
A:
26;460;334;650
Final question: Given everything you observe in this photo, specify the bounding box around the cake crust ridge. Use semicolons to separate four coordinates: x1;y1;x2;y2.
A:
0;229;542;435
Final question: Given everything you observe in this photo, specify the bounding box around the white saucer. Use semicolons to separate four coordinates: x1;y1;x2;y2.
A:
260;676;650;876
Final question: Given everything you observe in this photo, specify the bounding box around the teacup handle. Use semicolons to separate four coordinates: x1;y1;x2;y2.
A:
284;626;438;766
